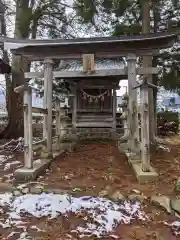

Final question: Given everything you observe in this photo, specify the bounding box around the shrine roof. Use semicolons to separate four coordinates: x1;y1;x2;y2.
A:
2;30;179;60
56;59;125;72
2;30;178;46
53;59;126;80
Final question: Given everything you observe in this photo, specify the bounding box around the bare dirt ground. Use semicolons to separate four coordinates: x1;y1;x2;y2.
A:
1;140;180;239
31;141;180;239
41;141;180;197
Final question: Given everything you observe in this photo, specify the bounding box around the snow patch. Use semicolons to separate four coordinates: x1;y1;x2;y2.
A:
4;161;21;170
17;231;30;240
0;193;148;238
5;231;20;239
0;155;13;164
157;145;170;152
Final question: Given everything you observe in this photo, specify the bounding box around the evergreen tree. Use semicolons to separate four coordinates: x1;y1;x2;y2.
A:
1;0;77;138
73;0;180;95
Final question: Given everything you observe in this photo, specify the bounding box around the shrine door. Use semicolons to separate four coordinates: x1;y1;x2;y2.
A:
77;89;112;112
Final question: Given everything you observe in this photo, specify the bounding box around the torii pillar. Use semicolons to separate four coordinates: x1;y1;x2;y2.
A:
127;54;139;153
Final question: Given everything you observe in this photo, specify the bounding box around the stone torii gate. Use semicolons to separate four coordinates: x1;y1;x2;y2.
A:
2;31;178;183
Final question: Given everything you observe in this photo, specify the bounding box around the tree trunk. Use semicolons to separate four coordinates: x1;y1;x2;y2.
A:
0;0;31;139
141;0;155;142
0;3;11;115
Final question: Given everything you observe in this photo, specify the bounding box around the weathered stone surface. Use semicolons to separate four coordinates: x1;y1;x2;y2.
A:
98;186;125;202
132;189;141;194
175;177;180;192
21;187;29;194
14;159;52;183
30;187;43;194
34;184;44;189
131;162;159;184
98;186;112;197
45;188;68;194
151;196;171;214
175;211;180;218
128;194;147;202
33;159;42;168
13;189;21;196
98;190;109;197
171;199;180;215
110;191;125;201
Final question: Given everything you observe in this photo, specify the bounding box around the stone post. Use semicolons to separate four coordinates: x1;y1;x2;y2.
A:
119;94;130;142
133;78;157;172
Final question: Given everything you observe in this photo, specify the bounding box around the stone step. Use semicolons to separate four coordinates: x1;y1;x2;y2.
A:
76;122;112;128
77;113;112;116
77;118;113;123
116;128;124;133
76;127;112;132
77;116;112;120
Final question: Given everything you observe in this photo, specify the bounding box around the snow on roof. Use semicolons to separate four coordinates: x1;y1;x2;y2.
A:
57;59;125;72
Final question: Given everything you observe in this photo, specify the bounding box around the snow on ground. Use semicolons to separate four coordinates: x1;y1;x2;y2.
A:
4;161;21;170
0;192;148;238
0;155;14;164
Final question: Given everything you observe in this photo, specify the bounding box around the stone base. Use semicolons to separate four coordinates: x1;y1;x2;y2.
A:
14;151;63;183
131;162;158;184
14;159;52;183
118;142;141;154
118;142;158;184
41;151;53;159
125;152;141;163
76;128;114;141
59;142;76;152
111;129;117;140
118;142;128;151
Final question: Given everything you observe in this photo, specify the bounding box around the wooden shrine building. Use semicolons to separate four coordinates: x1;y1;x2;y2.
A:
4;31;178;138
57;58;125;130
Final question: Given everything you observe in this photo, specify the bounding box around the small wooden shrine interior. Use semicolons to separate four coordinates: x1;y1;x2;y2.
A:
57;58;125;129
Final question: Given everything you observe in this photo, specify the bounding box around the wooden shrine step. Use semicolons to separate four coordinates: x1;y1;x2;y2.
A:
76;122;113;128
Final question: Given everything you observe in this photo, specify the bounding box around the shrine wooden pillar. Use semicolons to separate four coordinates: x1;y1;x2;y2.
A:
23;84;33;168
43;58;53;157
14;83;33;168
140;81;150;171
112;88;117;136
72;84;77;132
127;54;138;152
55;101;61;150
